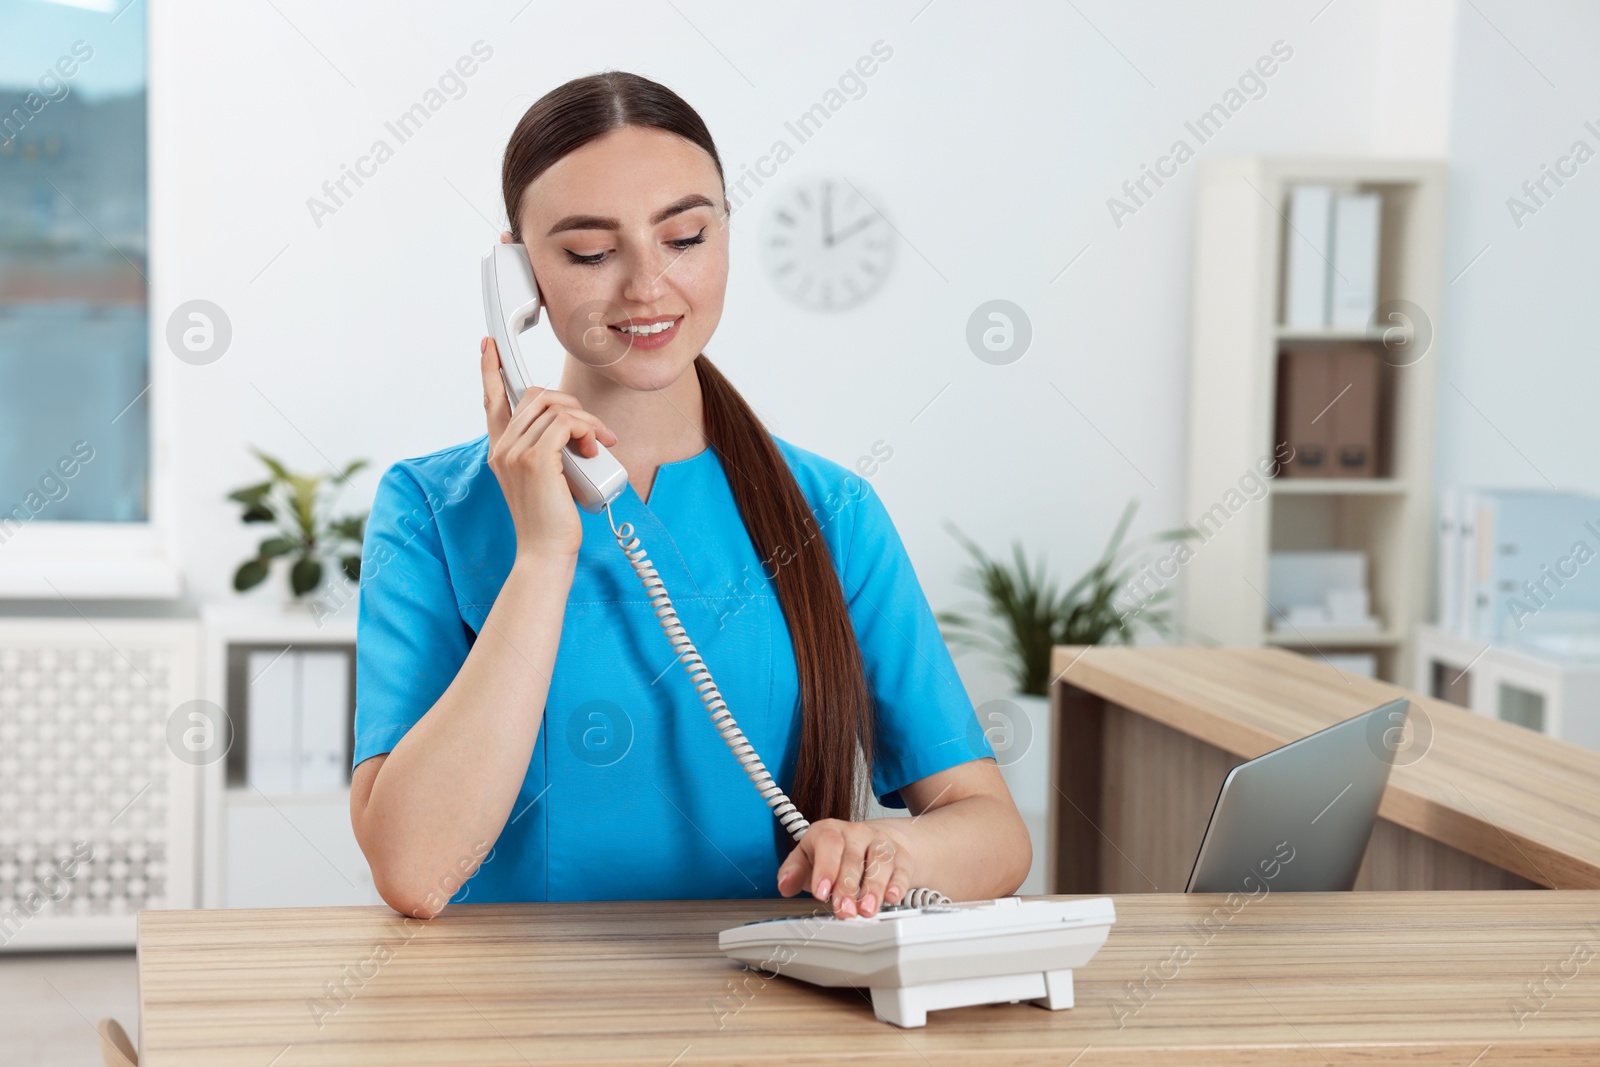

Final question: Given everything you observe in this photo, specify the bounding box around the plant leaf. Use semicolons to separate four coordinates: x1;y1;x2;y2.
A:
340;554;361;582
328;514;366;542
234;558;270;591
227;480;273;506
241;504;275;523
291;556;323;597
287;474;321;538
258;536;296;559
252;448;290;482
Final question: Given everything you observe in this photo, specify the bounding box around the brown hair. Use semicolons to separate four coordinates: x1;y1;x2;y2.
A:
500;71;875;827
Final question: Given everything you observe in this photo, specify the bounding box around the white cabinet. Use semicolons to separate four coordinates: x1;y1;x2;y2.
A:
1413;623;1600;751
200;603;379;908
222;793;375;908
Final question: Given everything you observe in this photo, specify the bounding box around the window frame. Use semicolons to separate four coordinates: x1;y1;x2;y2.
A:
0;4;178;599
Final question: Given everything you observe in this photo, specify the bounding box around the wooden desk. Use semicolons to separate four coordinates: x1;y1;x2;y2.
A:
137;892;1600;1065
1049;646;1600;894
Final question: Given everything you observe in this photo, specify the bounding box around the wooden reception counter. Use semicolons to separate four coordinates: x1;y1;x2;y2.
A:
1049;646;1600;894
137;892;1600;1065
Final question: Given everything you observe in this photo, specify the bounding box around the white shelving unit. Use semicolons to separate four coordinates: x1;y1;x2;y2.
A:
199;602;377;908
1181;156;1447;684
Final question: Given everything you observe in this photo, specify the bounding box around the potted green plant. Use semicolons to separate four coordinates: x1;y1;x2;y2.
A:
936;498;1197;698
227;448;369;601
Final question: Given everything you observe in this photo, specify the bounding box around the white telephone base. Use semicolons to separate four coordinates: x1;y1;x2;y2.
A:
718;895;1115;1028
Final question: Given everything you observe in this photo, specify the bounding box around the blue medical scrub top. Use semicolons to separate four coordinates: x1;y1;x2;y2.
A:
352;432;994;904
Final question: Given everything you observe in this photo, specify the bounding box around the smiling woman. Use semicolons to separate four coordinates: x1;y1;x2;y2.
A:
348;70;1030;923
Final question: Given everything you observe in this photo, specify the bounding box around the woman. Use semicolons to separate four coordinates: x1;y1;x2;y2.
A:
350;71;1031;921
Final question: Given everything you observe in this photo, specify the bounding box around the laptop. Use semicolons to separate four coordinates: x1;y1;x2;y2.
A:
1185;698;1412;893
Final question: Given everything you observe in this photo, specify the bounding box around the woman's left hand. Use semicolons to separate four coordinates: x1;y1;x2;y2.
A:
776;818;921;918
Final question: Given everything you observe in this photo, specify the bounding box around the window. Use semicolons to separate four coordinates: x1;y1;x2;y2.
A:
0;1;171;596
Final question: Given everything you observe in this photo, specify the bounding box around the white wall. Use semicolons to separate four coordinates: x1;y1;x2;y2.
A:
1435;1;1600;492
155;0;1459;714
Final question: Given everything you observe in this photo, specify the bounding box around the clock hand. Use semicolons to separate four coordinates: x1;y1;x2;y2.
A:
830;214;880;245
822;182;834;247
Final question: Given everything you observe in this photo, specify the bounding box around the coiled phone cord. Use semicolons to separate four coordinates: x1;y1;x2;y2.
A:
605;503;951;910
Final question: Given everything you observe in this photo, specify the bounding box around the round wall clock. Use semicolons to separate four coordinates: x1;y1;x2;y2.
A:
761;176;895;311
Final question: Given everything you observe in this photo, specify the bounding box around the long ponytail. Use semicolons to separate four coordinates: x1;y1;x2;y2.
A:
695;353;875;824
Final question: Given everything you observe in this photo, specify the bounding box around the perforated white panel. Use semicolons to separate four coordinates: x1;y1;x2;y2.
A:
0;619;199;950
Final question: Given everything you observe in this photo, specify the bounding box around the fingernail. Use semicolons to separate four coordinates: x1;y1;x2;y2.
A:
817;878;831;900
840;896;857;917
481;337;488;354
886;885;902;903
861;893;876;915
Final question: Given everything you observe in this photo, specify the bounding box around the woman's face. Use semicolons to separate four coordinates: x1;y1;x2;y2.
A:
515;125;729;393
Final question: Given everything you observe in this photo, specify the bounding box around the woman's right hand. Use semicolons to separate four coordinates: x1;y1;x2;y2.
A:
480;336;619;563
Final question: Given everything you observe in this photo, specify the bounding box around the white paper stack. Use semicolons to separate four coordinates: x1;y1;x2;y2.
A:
1321;652;1378;678
1267;550;1381;631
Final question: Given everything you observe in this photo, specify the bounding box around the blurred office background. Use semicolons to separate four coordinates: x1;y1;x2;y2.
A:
5;1;1600;1062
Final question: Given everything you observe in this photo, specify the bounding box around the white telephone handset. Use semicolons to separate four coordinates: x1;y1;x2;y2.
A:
481;243;630;513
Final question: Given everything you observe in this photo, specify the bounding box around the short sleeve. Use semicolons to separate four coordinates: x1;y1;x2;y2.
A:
352;464;474;768
839;477;994;809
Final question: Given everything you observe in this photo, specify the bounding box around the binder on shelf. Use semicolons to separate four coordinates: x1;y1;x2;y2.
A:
1283;184;1333;327
1498;490;1600;643
241;648;354;795
299;650;351;794
1448;488;1600;642
1276;348;1333;476
1459;488;1483;638
247;648;297;794
1330;192;1381;328
1329;347;1379;477
1467;488;1502;641
1436;488;1460;634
